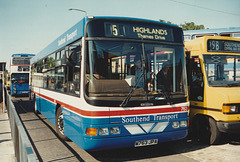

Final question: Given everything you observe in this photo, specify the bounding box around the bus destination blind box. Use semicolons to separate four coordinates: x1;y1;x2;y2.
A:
207;39;240;53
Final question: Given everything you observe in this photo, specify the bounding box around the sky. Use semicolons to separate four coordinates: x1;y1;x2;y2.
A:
1;0;240;69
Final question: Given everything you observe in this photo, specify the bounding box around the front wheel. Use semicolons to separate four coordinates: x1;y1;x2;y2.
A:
209;117;221;144
199;116;221;144
34;95;40;114
56;108;69;141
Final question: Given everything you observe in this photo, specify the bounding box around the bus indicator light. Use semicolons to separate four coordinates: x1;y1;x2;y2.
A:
222;104;239;114
86;128;97;136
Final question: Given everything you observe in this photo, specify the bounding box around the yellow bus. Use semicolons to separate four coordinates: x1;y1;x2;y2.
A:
6;73;11;90
185;36;240;144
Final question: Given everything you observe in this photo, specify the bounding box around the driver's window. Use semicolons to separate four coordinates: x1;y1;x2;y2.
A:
190;57;204;101
66;40;81;96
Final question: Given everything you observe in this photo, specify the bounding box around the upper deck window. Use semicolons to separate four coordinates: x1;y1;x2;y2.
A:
12;58;30;65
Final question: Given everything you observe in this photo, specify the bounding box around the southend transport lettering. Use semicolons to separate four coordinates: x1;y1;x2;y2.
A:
58;29;78;46
133;26;168;40
122;114;178;123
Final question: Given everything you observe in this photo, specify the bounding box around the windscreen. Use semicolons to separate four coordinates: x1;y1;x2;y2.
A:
204;55;240;87
11;73;29;84
85;40;187;106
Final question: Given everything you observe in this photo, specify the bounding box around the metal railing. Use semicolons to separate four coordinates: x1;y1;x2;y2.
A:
4;87;37;162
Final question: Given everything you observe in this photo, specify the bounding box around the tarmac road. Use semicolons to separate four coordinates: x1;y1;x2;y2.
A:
13;97;240;162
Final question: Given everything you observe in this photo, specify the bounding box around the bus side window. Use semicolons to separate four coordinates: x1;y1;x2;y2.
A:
66;41;81;96
190;56;204;101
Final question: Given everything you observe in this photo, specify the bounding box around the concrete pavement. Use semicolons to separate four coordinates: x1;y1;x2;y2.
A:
0;103;15;162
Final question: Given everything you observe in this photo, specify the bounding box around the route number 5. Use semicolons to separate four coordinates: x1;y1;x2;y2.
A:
112;25;118;36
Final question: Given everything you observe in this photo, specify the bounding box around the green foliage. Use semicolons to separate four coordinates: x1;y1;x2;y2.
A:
180;22;205;30
159;19;205;30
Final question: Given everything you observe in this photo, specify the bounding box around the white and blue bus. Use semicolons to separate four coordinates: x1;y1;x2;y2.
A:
31;16;189;150
184;27;240;41
10;54;35;96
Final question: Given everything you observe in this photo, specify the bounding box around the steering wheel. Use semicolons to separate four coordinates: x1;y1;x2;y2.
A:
208;75;217;80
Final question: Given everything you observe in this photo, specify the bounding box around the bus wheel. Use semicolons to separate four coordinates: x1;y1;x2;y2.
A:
34;95;39;114
56;108;69;141
209;117;221;144
199;117;221;145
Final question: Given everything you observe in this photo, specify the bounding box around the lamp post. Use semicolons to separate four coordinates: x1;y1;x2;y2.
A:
69;8;87;16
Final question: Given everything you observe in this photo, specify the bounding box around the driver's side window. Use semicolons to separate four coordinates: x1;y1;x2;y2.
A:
190;57;204;101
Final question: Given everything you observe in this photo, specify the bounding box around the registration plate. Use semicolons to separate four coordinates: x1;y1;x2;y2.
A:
134;139;158;147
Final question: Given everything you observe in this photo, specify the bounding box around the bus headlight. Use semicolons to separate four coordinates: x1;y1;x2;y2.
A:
172;121;179;128
180;121;188;127
99;128;109;135
222;104;239;114
110;127;120;135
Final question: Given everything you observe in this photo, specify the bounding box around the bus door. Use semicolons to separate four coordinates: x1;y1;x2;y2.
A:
186;51;204;99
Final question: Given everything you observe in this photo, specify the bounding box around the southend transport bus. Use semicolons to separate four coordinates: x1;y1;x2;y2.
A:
31;16;189;150
184;27;240;41
185;36;240;144
10;54;35;96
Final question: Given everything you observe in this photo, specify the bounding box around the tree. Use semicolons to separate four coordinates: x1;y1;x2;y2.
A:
159;19;177;25
159;19;205;30
180;22;205;30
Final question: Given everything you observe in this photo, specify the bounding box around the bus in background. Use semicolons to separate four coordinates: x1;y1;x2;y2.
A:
10;54;35;96
184;27;240;41
185;36;240;144
31;16;189;151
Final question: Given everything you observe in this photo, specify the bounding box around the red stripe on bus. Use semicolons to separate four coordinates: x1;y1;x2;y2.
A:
34;91;187;117
34;91;109;117
11;65;30;66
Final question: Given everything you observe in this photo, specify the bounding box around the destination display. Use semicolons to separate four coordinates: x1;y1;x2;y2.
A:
207;39;240;53
104;22;174;41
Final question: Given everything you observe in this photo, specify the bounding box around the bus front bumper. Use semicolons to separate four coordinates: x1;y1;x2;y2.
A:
81;129;188;151
217;121;240;134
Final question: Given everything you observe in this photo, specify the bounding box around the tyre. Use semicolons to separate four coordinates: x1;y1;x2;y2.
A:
190;117;200;140
29;90;34;100
56;108;69;141
208;117;221;144
34;95;40;114
199;116;221;144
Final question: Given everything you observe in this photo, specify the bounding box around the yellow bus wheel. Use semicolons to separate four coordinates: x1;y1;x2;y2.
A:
199;116;221;145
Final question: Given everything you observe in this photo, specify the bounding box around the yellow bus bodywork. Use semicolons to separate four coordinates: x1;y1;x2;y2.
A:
185;36;240;143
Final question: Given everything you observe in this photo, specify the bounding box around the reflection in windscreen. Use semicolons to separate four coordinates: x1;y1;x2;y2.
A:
204;55;240;87
86;40;187;104
11;73;29;84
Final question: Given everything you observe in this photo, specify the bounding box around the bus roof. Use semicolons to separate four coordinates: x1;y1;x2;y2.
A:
184;27;240;36
31;16;180;64
92;16;180;28
11;54;35;58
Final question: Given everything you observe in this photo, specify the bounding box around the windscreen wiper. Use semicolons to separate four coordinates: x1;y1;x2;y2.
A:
120;73;143;107
161;88;173;105
120;42;149;107
151;72;173;104
156;85;173;105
